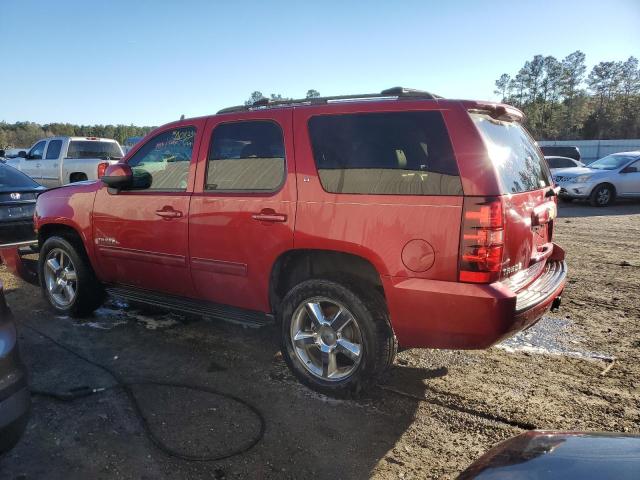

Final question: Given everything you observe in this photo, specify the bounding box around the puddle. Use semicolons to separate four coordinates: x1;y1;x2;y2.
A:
497;316;614;362
68;298;183;331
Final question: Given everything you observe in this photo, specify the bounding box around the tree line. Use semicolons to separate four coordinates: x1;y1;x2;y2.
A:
0;122;155;150
244;89;321;105
494;51;640;140
0;89;323;150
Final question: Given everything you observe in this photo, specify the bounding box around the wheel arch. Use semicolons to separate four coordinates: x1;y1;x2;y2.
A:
269;249;385;315
37;222;98;273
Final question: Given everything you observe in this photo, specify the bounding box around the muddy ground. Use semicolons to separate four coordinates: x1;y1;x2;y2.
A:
0;201;638;479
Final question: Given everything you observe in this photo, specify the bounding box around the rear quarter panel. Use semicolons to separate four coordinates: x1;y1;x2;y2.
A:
292;102;465;282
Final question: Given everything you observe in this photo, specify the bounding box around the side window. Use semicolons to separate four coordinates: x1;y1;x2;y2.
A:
206;121;285;191
29;141;47;160
626;159;640;172
127;127;195;191
45;140;62;160
308;111;462;195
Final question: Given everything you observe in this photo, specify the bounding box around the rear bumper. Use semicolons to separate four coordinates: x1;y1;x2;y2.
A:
0;219;37;246
0;299;30;453
383;250;567;349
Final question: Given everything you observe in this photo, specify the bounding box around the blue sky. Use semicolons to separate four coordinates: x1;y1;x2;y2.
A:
1;0;639;126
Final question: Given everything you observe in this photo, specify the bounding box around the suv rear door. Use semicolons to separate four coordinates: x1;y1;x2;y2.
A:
92;121;204;296
188;110;296;312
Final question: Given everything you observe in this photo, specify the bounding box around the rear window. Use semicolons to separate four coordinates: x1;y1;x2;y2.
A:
308;111;462;196
471;113;551;193
67;141;123;160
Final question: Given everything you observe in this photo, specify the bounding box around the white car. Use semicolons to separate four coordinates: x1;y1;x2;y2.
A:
545;155;584;173
553;151;640;206
6;137;123;188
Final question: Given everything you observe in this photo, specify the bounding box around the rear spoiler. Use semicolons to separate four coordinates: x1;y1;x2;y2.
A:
466;102;525;122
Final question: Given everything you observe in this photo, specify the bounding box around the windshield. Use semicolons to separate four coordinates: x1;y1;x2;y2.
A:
589;154;638;170
67;141;123;160
0;164;40;189
471;113;551;193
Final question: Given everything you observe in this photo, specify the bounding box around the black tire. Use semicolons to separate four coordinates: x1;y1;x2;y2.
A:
38;235;104;317
589;183;615;207
279;278;396;398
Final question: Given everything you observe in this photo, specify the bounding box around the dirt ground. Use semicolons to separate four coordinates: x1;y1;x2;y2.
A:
0;201;638;479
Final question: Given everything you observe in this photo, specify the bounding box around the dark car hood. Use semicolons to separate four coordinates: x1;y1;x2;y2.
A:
458;431;640;480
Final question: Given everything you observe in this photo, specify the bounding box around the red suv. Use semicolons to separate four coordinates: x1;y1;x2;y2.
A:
30;88;566;397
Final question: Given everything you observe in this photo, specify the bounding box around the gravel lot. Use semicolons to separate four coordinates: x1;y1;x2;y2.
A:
0;201;638;479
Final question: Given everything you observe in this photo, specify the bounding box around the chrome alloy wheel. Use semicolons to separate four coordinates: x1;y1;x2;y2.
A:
43;248;78;308
290;297;363;381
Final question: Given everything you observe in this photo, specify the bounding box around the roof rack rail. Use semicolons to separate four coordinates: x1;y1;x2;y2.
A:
217;87;442;114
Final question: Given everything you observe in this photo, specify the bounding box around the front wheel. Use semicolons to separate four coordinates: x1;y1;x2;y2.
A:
279;279;396;398
589;183;615;207
39;236;104;317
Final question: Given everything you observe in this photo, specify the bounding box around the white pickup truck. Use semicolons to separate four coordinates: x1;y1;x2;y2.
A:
7;136;124;187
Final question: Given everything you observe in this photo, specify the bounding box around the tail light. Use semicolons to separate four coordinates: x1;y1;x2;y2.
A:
459;197;505;283
97;162;109;178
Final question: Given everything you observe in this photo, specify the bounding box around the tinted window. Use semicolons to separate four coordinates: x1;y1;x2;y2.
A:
29;141;46;160
67;141;122;159
206;121;285;191
471;114;551;193
127;127;196;191
0;164;39;189
308;111;461;195
547;157;574;169
45;140;62;160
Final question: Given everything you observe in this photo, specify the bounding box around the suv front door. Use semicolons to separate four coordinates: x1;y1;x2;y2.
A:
189;111;296;312
92;121;204;296
618;159;640;197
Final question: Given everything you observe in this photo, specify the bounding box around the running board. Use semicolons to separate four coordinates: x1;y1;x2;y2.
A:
105;286;274;328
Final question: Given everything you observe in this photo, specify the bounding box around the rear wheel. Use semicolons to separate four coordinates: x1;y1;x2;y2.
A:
39;236;104;317
589;183;615;207
279;279;396;398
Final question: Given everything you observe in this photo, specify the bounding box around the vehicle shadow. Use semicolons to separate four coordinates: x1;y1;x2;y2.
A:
0;283;447;479
558;199;640;218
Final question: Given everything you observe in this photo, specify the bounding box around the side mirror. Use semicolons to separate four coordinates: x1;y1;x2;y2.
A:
18;151;27;158
101;163;152;191
101;163;134;190
621;165;638;174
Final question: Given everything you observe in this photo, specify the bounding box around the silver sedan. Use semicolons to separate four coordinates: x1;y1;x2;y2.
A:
553;151;640;206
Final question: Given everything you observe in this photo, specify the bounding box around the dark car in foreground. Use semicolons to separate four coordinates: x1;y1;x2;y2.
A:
0;282;30;453
0;162;45;246
459;431;640;479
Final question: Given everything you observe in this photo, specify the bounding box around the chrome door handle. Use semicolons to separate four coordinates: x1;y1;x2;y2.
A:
252;210;287;222
155;208;183;219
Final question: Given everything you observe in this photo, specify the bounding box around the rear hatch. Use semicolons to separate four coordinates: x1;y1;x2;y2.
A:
470;112;556;286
